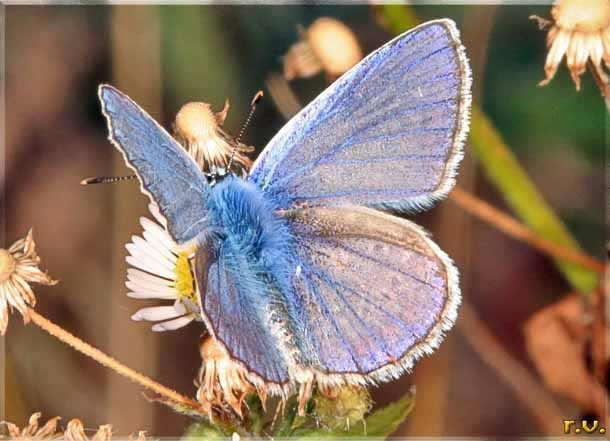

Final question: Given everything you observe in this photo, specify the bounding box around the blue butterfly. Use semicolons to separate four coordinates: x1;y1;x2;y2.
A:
99;19;471;406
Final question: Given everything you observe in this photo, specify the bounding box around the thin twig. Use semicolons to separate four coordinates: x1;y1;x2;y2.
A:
458;302;564;435
28;309;204;414
449;188;605;274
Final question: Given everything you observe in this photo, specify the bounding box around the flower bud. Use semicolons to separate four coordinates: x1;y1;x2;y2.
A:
284;18;362;81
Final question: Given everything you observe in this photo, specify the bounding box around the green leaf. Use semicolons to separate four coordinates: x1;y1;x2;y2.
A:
244;394;265;435
274;397;301;437
355;390;415;438
183;421;226;441
468;108;598;293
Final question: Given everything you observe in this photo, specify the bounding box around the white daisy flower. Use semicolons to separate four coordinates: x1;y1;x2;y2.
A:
0;228;56;334
126;204;201;332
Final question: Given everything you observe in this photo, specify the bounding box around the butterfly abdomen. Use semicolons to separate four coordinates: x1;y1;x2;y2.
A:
207;175;294;286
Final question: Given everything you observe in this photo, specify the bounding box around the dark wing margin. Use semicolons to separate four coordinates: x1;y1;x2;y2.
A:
249;19;471;212
99;84;210;244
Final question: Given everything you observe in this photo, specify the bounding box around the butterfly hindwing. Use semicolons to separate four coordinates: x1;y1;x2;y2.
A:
195;241;291;387
249;19;471;212
99;85;210;244
281;205;460;382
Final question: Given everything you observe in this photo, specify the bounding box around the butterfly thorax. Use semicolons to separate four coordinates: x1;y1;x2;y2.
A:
205;175;294;276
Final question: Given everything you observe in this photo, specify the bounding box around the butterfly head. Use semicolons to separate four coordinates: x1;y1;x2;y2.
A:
173;101;252;179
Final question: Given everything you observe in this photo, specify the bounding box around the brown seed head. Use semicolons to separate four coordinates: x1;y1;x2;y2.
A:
200;334;228;361
175;102;220;145
307;17;363;76
284;17;362;80
553;0;610;33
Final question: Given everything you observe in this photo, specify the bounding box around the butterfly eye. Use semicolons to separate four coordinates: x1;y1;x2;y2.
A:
283;17;363;81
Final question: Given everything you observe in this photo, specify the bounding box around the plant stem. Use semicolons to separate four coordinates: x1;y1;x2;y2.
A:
375;4;600;294
28;309;203;414
449;188;605;274
468;108;600;291
458;302;564;435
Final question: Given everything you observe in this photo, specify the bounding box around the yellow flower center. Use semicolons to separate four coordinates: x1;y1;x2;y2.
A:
0;249;15;283
174;252;196;303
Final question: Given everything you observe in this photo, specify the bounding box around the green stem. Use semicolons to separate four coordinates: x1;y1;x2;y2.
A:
469;109;598;292
376;5;599;293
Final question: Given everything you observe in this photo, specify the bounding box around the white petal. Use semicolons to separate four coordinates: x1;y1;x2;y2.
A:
126;281;176;297
126;241;174;273
131;304;187;322
590;35;604;66
131;236;175;270
142;229;178;264
151;315;195;332
0;285;9;310
148;203;167;227
4;282;27;314
126;277;175;294
141;217;178;253
127;268;173;286
8;238;25;253
126;253;175;280
127;290;176;300
126;278;175;295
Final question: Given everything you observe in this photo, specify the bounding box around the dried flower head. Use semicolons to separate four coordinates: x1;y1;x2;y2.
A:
2;412;61;439
196;336;266;418
0;229;56;334
283;17;362;81
537;0;610;93
126;203;202;332
1;413;146;441
63;420;113;441
173;101;252;176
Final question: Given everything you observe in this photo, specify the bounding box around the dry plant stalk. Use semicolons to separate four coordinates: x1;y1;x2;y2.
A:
27;309;204;415
449;188;604;274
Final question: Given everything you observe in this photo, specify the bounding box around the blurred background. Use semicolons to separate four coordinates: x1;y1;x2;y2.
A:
3;4;606;437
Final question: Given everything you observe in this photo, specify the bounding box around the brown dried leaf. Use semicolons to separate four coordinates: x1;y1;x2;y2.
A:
524;293;607;418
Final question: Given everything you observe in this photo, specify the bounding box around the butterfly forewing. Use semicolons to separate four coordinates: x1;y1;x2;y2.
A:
249;20;471;212
99;85;210;244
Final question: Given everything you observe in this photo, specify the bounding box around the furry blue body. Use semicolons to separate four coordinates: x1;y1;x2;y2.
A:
198;175;298;383
205;175;291;272
203;175;297;307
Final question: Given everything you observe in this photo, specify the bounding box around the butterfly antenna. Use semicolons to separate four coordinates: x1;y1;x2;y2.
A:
80;175;137;185
227;90;264;172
